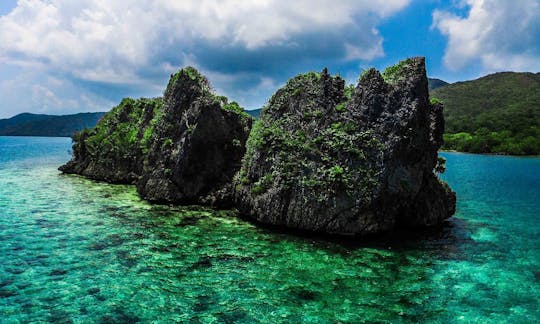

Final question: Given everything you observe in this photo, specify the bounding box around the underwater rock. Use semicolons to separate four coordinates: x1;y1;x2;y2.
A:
234;57;456;235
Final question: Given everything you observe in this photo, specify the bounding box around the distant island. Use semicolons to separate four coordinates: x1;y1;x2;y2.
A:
434;72;540;155
428;78;449;91
0;112;106;137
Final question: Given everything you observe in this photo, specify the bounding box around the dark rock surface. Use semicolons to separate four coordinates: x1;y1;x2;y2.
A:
234;57;456;235
136;68;253;207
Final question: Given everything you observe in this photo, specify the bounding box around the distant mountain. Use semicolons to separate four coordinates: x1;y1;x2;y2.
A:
432;72;540;155
0;112;106;137
428;78;449;91
246;109;261;119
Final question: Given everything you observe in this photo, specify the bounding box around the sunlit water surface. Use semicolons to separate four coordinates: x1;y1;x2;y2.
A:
0;136;538;322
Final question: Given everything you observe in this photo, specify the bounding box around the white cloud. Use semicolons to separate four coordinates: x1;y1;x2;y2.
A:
0;68;114;118
345;28;384;61
0;0;410;116
156;0;410;48
0;0;157;84
0;0;409;80
433;0;540;72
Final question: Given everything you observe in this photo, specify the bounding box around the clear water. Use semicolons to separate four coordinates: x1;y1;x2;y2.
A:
0;136;538;323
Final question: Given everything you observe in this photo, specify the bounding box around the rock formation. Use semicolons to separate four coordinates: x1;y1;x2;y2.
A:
234;57;456;235
60;67;253;208
60;59;456;236
136;67;253;207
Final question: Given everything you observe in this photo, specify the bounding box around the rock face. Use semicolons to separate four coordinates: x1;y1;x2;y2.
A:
234;58;456;235
136;68;253;207
59;97;162;183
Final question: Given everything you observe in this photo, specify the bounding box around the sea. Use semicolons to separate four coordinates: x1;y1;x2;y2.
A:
0;136;538;323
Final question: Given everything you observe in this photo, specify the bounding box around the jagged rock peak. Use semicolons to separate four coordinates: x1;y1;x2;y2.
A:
60;66;253;208
234;57;456;236
136;67;253;207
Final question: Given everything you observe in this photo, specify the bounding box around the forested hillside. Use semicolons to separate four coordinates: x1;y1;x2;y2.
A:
0;112;106;137
432;72;540;155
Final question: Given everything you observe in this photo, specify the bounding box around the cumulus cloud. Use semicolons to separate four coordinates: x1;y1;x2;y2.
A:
433;0;540;72
0;0;410;116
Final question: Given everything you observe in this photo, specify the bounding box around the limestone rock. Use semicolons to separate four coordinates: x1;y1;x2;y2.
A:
234;58;456;235
136;68;253;207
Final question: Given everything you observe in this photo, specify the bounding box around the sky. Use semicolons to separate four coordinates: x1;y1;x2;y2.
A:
0;0;539;118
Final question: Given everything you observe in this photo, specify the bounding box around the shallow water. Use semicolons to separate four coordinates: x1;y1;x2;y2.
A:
0;136;538;323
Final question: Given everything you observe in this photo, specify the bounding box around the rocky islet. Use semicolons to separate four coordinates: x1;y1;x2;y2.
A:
60;57;456;236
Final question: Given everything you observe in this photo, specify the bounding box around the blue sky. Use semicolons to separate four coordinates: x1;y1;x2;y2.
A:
0;0;538;118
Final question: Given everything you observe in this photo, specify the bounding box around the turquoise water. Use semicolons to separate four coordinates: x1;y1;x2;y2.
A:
0;136;538;323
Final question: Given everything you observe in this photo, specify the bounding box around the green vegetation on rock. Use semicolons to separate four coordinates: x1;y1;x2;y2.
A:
84;97;162;156
221;100;251;119
430;97;442;105
240;69;383;203
62;97;163;183
243;118;382;202
382;58;414;84
344;84;355;99
168;66;209;90
432;72;540;155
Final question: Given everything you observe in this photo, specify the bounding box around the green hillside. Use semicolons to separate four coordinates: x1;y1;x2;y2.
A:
246;109;261;119
428;78;449;91
0;112;106;137
432;72;540;155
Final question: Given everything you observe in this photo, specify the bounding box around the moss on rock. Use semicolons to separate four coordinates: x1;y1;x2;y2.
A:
60;97;162;183
381;58;415;84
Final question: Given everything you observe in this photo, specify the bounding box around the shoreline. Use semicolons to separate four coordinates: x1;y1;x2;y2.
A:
440;150;540;158
0;134;72;138
1;136;538;157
